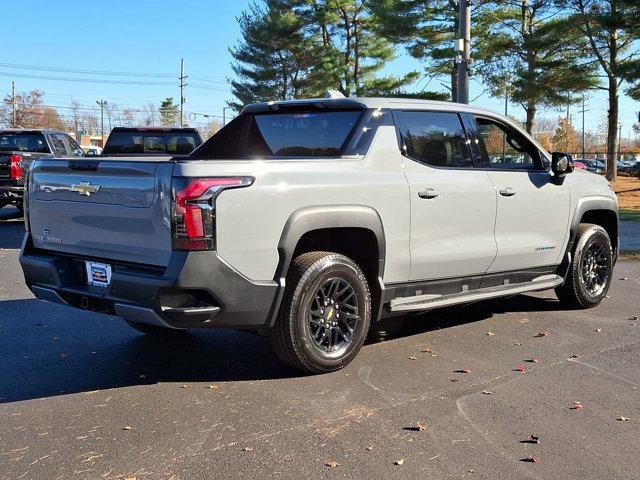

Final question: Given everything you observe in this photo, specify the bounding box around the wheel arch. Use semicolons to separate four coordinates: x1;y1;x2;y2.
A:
567;197;619;263
267;206;386;327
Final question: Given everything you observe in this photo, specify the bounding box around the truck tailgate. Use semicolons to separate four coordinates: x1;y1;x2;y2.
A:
28;158;175;266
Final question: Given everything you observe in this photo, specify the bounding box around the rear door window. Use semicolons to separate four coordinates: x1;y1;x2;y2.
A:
395;111;473;168
191;110;363;159
49;133;68;156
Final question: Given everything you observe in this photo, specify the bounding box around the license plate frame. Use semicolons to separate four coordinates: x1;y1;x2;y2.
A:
85;261;112;288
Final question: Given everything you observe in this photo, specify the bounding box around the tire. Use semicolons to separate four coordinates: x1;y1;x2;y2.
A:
555;224;613;309
270;251;372;374
125;320;189;335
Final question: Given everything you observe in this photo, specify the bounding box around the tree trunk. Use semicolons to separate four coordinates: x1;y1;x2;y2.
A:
525;104;536;134
605;75;619;181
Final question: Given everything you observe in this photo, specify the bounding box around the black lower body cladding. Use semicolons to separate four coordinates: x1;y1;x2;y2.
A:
19;234;279;330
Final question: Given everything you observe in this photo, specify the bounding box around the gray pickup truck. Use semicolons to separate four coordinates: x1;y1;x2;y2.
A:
19;97;618;373
0;129;84;214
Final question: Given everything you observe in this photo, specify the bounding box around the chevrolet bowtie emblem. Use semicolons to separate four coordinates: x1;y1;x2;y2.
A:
71;181;101;196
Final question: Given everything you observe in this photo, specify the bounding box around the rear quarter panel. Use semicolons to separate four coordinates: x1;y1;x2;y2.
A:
172;126;410;283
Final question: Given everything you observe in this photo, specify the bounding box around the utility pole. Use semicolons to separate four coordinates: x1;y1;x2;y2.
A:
96;100;106;146
223;107;231;126
11;81;17;127
579;95;588;160
456;0;471;104
179;58;188;127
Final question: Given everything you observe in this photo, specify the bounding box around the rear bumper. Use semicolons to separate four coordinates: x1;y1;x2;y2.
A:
19;235;279;330
0;182;24;205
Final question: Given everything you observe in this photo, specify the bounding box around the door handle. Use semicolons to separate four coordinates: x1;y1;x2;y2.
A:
499;187;517;197
418;188;440;199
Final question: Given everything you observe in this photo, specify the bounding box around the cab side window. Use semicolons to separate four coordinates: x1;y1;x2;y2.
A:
474;116;541;170
64;134;84;157
48;133;68;157
396;111;473;168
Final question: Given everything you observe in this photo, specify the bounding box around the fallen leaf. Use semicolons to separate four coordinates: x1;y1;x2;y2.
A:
619;277;628;280
408;356;417;361
242;446;253;452
521;455;541;463
515;365;526;373
514;342;523;346
420;347;433;353
325;460;338;468
595;328;603;332
122;426;132;431
628;316;639;321
571;401;583;410
534;332;549;337
207;385;220;390
569;355;578;359
481;390;492;395
395;458;405;466
520;319;530;324
365;445;373;451
404;422;427;432
450;378;459;383
486;332;496;336
455;368;471;374
181;384;192;389
617;416;630;422
526;358;540;364
522;434;540;444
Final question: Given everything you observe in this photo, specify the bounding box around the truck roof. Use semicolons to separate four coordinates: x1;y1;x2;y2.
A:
109;126;199;132
0;128;64;133
242;96;498;117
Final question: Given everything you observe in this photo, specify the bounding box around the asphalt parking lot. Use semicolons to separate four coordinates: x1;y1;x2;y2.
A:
1;207;640;480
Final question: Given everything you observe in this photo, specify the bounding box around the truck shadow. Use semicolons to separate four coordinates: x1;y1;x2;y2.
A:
0;206;24;249
0;293;568;404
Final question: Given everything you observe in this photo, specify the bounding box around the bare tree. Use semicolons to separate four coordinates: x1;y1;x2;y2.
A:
142;103;158;126
121;108;137;127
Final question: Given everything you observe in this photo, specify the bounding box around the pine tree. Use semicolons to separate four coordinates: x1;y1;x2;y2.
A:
476;1;598;134
229;0;313;110
371;0;483;101
159;97;179;126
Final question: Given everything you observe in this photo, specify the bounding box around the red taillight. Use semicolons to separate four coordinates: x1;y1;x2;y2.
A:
171;177;253;251
9;154;22;180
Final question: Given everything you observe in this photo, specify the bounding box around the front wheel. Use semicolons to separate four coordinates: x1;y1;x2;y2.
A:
270;251;371;374
556;224;613;309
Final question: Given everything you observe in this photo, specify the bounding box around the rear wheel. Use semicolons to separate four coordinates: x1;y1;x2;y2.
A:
125;321;189;335
270;251;371;374
556;224;613;309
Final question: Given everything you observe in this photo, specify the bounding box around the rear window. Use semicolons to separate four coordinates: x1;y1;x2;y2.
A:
0;132;50;153
191;110;362;159
103;131;202;155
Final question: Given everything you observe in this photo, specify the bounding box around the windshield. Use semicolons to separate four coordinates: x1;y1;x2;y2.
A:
103;131;202;155
191;109;362;159
0;132;50;153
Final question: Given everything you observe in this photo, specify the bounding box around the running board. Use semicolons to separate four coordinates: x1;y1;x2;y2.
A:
389;274;563;313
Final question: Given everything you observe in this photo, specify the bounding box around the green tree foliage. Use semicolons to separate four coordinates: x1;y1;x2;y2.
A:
371;0;476;100
159;97;179;126
229;1;315;110
475;1;598;134
229;0;419;110
560;0;639;180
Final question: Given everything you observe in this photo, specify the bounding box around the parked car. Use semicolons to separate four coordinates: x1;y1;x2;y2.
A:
0;129;84;214
576;159;605;174
19;97;618;374
82;145;103;156
101;126;203;156
573;160;587;171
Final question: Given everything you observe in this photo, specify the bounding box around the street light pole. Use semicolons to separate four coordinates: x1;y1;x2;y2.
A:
456;0;471;104
179;58;188;127
96;100;106;146
223;107;230;126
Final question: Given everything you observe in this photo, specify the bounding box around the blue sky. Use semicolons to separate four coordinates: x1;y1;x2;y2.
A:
2;0;638;139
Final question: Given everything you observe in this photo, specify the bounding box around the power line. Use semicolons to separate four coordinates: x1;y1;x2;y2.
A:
0;62;175;78
0;71;176;86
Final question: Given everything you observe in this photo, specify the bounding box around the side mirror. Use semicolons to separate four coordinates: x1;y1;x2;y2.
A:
551;152;574;178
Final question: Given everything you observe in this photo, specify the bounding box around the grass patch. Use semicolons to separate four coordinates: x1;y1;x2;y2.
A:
619;209;640;223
